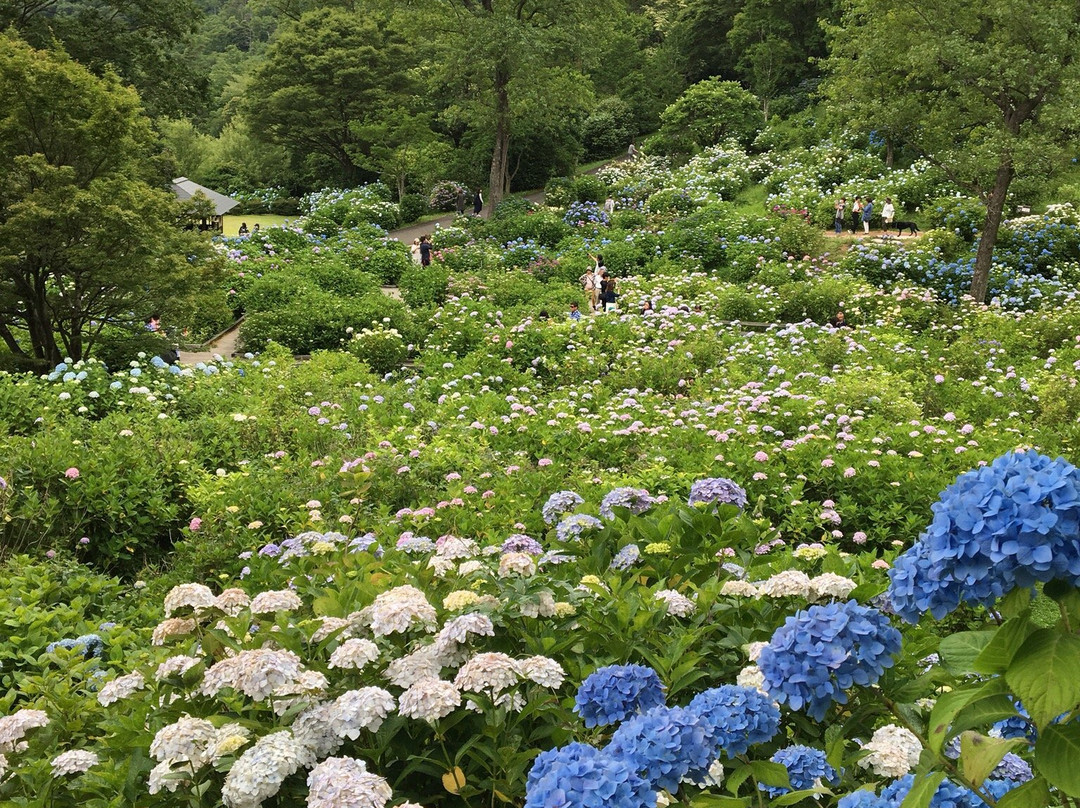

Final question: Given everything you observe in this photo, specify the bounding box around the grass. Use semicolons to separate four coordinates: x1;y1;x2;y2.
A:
222;214;296;237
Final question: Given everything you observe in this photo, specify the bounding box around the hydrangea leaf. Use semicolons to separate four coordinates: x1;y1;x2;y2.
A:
896;771;946;808
1004;628;1080;728
938;630;994;675
1036;724;1080;797
993;775;1052;808
958;731;1026;787
748;760;790;790
442;766;466;794
971;614;1034;674
927;678;1009;753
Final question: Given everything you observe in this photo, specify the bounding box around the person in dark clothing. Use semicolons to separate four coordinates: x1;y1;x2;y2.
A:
829;310;850;328
473;189;484;215
456;188;466;215
419;235;432;266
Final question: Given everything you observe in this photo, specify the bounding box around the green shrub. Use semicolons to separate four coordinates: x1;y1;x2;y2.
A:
399;193;428;224
544;177;574;208
571;174;606;203
364;244;411;285
399;263;451;307
347;326;409;375
92;329;176;371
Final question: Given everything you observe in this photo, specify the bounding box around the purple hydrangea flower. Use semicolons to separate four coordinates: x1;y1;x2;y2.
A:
688;477;748;510
610;544;641;571
502;534;544;555
556;513;604;542
600;487;656;520
542;490;585;525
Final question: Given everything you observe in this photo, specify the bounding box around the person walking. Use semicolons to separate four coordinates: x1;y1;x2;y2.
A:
579;264;598;311
834;198;846;235
881;198;895;231
604;196;615;217
455;187;466;215
862;198;874;234
473;188;484;216
419;235;432;267
599;271;618;311
850;197;862;234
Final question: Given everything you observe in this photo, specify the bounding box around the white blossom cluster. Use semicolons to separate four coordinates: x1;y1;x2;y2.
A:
354;586;436;636
164;583;217;616
519;591;557;618
519;656;566;689
250;589;303;614
654;589;696;617
50;749;98;777
307;757;393;808
719;580;758;597
311;616;353;644
328;638;380;670
328;688;396;737
397;678;462;722
97;671;146;706
201;648;305;701
152;617;197;645
221;731;314;808
808;573;858;601
155;655;202;680
385;646;444;689
857;724;922;778
755;570;812;598
497;552;536;578
432;613;495;660
0;709;49;753
453;652;521;700
216;588;252;615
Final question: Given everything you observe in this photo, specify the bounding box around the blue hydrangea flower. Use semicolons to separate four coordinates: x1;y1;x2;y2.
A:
45;634;105;659
600;487;656;520
610;544;641;571
992;753;1033;783
993;713;1037;743
688;477;748;510
758;600;901;721
838;790;892;808
574;664;666;727
396;533;436;554
881;774;1018;807
686;685;781;757
556;513;603;542
502;534;544;556
525;742;656;808
605;706;713;792
760;745;839;797
542;490;585;525
887;451;1080;622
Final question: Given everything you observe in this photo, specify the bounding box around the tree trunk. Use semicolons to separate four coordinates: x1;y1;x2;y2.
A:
885;138;894;169
970;160;1014;303
488;62;511;213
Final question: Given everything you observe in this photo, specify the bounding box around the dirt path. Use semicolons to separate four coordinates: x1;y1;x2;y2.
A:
177;320;243;364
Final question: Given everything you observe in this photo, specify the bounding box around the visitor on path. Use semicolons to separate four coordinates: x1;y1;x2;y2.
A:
881;198;895;230
850;198;862;233
146;314;179;364
862;198;874;233
569;301;582;321
604;196;615;217
419;235;432;267
238;222;249;237
600;271;618;310
456;188;466;215
628;142;638;160
834;198;846;234
410;238;422;264
473;189;484;216
579;264;598;311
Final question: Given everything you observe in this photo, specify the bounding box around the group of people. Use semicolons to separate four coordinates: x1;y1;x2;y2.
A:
236;222;260;237
454;188;485;216
833;197;896;234
578;254;619;312
409;235;433;266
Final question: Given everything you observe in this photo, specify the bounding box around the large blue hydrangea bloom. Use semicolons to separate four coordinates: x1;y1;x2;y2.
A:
555;513;603;542
887;451;1080;622
687;685;780;757
599;487;656;520
542;491;585;525
605;706;713;792
758;600;901;721
574;664;666;727
525;742;656;808
45;634;105;659
688;477;748;510
879;774;1018;807
760;745;839;797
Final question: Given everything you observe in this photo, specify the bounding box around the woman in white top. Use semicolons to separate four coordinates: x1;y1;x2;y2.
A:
410;238;422;264
881;198;896;229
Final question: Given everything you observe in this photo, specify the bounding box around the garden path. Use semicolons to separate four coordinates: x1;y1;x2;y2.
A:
177;319;242;364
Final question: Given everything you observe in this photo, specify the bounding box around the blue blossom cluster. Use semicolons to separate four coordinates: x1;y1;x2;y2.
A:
599;487;656;520
758;600;901;720
992;753;1033;783
887;451;1080;622
555;513;603;542
502;534;544;556
606;706;713;792
525;743;655;808
563;201;611;228
45;634;105;659
610;544;641;571
687;686;781;756
760;745;839;797
543;490;584;525
395;533;436;553
838;774;1018;808
688;477;748;510
574;664;666;727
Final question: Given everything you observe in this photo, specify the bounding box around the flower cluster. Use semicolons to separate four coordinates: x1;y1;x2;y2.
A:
606;706;713;791
687;477;748;510
761;745;839;797
758;600;901;720
574;664;666;727
600;487;657;520
857;724;922;778
888;451;1080;622
687;685;781;757
525;743;655;808
542;490;584;524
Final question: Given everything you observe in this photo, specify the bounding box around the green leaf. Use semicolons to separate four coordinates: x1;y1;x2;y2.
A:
724;762;754;796
1041;579;1074;602
958;731;1026;787
773;789;830;805
971;613;1032;674
898;772;947;808
994;775;1051;808
938;630;994;675
748;760;791;789
1005;628;1080;727
998;586;1033;619
1036;723;1080;797
927;679;1008;753
689;795;751;808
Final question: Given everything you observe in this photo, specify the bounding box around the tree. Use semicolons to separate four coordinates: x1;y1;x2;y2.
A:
0;36;222;365
243;8;417;188
0;0;205;116
657;78;763;153
823;0;1080;302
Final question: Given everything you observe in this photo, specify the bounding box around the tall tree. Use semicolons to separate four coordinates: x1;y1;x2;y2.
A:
0;0;205;116
244;8;416;187
823;0;1080;302
0;36;222;364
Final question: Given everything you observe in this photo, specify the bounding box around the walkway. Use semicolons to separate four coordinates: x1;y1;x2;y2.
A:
177;320;243;364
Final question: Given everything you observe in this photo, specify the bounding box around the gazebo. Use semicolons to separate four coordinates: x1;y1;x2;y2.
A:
171;177;239;232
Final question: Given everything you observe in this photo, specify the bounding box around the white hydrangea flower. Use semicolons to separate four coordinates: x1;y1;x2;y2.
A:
427;555;457;577
250;590;303;614
329;688;396;738
520;656;565;689
147;760;191;795
311;616;352;644
0;709;49;753
435;537;478;560
454;652;521;698
163;583;217;616
155;655;202;680
329;638;380;670
736;665;768;694
307;757;392;808
216;588;252;616
150;716;217;766
498;552;536;578
292;703;343;759
210;724;252;763
654;589;696;617
50;749;98;777
744;642;769;662
808;573;858;601
719;580;758;597
271;670;329;716
756;570;812;598
858;724;923;778
221;732;314;808
385;645;444;689
355;586;437;637
201;649;304;701
456;560;484;576
0;752;7;779
519;591;557;619
152;617;197;645
442;590;480;611
397;678;461;723
97;671;146;706
433;614;495;659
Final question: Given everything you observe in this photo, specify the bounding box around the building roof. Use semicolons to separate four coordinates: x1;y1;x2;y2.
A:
171;177;239;216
